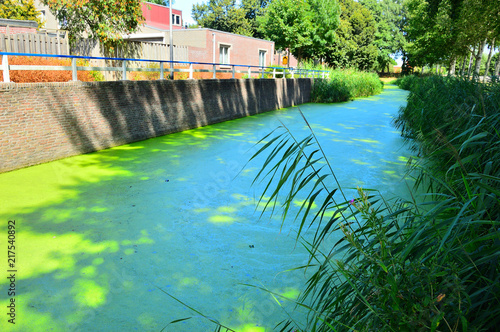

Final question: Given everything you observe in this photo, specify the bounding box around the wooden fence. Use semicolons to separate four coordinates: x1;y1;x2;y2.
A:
0;31;69;55
0;31;188;63
71;39;189;62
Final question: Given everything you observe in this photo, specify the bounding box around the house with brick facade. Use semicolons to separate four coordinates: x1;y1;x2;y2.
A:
126;28;276;68
31;1;297;69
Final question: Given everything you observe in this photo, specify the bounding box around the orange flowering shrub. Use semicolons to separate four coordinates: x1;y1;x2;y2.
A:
0;55;104;83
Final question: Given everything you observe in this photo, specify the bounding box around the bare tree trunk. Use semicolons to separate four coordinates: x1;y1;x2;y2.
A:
467;48;475;79
483;38;495;82
473;39;486;81
494;54;500;77
449;56;457;76
460;55;467;76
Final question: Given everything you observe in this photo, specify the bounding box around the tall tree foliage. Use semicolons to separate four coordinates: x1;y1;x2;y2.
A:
360;0;407;72
307;0;341;60
258;0;340;61
325;0;378;70
41;0;144;48
0;0;43;27
147;0;167;5
257;0;314;60
405;0;500;77
241;0;269;38
192;0;266;37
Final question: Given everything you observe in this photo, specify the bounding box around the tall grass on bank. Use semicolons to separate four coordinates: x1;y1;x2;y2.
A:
392;75;500;328
247;76;499;330
311;69;383;103
395;76;500;205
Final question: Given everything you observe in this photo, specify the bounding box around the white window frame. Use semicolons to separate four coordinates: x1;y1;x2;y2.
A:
171;14;181;26
219;43;231;67
259;49;267;67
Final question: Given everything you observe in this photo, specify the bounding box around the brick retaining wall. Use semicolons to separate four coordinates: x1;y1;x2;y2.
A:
0;78;312;173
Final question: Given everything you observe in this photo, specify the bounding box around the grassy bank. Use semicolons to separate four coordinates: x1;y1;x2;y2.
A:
248;75;499;330
310;68;384;103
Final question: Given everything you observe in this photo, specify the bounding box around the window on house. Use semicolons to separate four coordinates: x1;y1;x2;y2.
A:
172;14;181;26
259;50;267;67
220;45;230;65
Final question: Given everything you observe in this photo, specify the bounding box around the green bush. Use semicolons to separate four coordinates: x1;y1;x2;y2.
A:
311;69;383;102
395;74;421;91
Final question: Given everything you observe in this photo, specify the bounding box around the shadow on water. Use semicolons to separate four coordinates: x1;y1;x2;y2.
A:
0;85;412;331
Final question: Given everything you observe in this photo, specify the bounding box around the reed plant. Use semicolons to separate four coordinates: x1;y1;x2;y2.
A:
311;69;383;103
163;75;499;331
247;76;499;331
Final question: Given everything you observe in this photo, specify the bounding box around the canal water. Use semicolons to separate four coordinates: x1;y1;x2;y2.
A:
0;85;411;331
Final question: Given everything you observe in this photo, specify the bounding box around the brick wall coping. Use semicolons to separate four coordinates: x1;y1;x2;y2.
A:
0;79;253;92
0;18;38;29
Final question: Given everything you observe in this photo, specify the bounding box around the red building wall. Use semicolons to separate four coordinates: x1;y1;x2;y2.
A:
141;2;183;30
180;30;276;78
187;30;274;66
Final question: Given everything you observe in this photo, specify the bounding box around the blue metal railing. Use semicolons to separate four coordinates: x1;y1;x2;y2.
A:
0;52;330;83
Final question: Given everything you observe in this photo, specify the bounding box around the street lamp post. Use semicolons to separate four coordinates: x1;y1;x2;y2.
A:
169;0;174;79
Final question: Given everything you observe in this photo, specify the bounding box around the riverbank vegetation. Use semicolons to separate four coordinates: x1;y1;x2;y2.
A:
311;68;383;102
248;75;500;331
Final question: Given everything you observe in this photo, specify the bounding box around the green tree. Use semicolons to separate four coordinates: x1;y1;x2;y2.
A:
147;0;175;6
192;0;253;36
325;0;378;70
306;0;341;60
41;0;144;47
147;0;166;5
257;0;314;60
404;0;500;77
258;0;340;61
360;0;407;73
0;0;43;27
241;0;269;38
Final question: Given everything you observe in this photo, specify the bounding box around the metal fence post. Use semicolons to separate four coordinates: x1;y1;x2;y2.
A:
189;63;193;79
213;64;216;79
71;58;78;81
283;68;286;79
248;66;251;78
291;69;294;79
2;54;10;83
232;65;235;79
261;67;264;78
273;68;276;79
122;60;127;80
160;62;165;80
